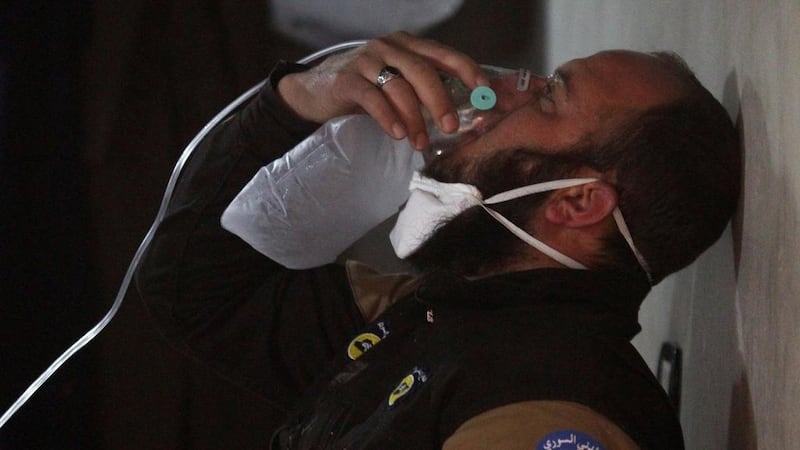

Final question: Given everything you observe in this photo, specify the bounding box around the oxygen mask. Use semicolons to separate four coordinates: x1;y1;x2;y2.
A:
422;65;533;161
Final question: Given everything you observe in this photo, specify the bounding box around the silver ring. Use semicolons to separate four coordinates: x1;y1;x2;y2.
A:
376;66;402;88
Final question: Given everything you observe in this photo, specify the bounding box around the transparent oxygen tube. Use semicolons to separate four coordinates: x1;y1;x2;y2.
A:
0;39;369;431
422;65;532;161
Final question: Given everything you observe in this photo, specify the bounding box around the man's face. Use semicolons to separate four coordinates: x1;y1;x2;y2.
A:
410;50;687;276
433;50;686;182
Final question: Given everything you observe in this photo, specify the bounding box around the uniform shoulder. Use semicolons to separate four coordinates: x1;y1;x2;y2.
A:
443;400;639;450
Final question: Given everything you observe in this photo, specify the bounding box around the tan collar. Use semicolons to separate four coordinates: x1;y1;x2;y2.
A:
345;260;420;322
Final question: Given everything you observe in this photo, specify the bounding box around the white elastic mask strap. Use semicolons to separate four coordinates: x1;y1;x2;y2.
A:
484;177;652;281
479;204;588;269
483;178;597;204
612;208;653;283
481;178;597;270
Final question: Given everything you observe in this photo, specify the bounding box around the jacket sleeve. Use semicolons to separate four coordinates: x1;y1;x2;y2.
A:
133;62;366;409
442;401;639;450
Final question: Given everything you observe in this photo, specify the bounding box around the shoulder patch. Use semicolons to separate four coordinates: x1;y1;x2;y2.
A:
388;373;415;407
347;332;382;360
536;430;605;450
387;366;428;407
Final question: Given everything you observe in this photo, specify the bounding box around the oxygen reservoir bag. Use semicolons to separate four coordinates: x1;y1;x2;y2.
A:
221;114;424;269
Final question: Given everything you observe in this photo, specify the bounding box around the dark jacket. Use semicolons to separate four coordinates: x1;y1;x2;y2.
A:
135;63;684;449
272;269;683;449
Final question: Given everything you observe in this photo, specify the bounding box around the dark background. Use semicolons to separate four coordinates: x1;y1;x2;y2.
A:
1;1;542;447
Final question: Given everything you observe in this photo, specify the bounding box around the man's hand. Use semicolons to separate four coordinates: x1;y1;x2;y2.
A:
277;32;488;150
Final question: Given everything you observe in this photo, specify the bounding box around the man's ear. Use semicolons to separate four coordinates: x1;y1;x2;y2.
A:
543;181;618;227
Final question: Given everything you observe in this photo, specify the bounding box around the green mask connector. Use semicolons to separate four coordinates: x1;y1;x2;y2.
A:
470;86;497;110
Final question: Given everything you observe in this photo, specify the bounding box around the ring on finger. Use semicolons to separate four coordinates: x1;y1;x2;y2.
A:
375;66;402;88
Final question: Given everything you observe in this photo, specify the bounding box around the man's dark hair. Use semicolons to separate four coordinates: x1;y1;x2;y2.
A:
591;53;741;283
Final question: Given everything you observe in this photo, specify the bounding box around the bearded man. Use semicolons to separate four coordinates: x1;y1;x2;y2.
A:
136;32;739;449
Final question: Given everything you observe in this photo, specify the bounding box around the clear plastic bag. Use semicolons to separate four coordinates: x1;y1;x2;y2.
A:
221;114;424;269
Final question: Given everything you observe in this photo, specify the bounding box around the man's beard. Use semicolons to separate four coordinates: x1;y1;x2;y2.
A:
405;146;590;277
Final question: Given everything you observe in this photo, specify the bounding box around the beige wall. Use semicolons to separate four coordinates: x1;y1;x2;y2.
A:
539;1;800;448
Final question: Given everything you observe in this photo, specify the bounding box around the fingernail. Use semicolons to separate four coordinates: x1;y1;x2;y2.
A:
441;113;458;133
392;122;406;139
476;75;491;86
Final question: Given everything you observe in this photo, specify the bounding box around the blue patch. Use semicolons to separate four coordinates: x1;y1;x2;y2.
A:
536;430;605;450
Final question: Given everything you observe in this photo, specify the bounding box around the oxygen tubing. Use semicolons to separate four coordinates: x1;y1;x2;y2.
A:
0;40;368;430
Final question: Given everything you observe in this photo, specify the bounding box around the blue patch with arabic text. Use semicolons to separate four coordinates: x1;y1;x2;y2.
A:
536;430;605;450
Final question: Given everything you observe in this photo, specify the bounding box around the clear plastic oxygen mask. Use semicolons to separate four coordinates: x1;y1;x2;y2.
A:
423;65;532;161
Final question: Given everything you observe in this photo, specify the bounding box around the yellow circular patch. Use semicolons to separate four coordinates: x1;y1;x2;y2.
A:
388;374;415;406
347;332;382;360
